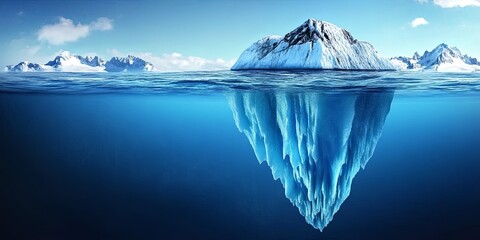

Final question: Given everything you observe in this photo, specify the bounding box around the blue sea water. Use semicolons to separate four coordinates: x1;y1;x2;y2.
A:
0;71;479;239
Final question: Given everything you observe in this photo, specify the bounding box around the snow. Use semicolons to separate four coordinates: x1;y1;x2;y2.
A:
390;58;409;70
232;19;394;70
228;90;394;231
105;55;155;72
4;51;154;73
390;43;480;72
56;65;106;72
43;51;106;72
5;62;46;72
437;61;480;72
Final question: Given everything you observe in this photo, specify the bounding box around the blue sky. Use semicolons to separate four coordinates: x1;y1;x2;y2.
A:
1;0;479;70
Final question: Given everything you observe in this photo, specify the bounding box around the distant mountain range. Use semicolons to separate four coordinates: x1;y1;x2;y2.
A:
5;51;155;72
390;43;480;72
4;43;480;73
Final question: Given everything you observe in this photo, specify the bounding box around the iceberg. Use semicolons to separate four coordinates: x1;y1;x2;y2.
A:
232;19;394;70
228;90;394;230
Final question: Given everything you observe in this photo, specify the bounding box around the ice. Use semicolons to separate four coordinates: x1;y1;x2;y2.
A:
105;55;155;72
4;62;45;72
231;19;394;70
390;43;480;72
228;90;394;230
44;51;106;72
4;52;154;72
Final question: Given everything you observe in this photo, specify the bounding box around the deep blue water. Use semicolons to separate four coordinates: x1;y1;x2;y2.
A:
0;71;479;239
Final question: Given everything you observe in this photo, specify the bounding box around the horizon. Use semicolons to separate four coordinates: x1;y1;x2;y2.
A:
1;0;480;71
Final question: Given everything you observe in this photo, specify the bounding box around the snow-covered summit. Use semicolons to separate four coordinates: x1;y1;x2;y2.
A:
5;62;45;72
413;51;421;60
419;43;463;67
81;56;105;67
45;51;80;67
5;51;154;72
232;18;394;70
390;43;480;72
105;55;155;72
42;51;106;72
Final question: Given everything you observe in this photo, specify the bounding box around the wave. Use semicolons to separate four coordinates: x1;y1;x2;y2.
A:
0;70;479;95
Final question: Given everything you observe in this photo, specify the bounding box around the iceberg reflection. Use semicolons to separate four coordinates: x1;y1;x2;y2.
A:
228;89;394;230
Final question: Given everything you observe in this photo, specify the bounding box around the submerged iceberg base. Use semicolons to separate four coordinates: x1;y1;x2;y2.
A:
228;91;393;230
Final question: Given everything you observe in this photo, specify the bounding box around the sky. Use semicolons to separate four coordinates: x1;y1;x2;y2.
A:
1;0;479;71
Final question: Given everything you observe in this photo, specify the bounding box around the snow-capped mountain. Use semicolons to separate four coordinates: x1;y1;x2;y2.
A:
4;51;154;72
80;56;106;67
5;62;45;72
43;51;106;72
232;18;394;70
390;55;421;70
390;43;480;72
105;55;155;72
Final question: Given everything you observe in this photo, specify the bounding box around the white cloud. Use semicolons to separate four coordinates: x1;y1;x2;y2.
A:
411;17;429;28
37;17;113;45
38;17;89;45
419;0;480;7
90;17;113;31
2;38;47;66
17;11;24;16
134;52;235;72
434;0;480;7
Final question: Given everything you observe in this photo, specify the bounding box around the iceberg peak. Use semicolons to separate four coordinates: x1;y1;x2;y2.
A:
285;19;356;46
232;18;393;70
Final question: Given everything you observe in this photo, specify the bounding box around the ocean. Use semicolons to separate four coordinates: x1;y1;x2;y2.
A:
0;71;479;239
